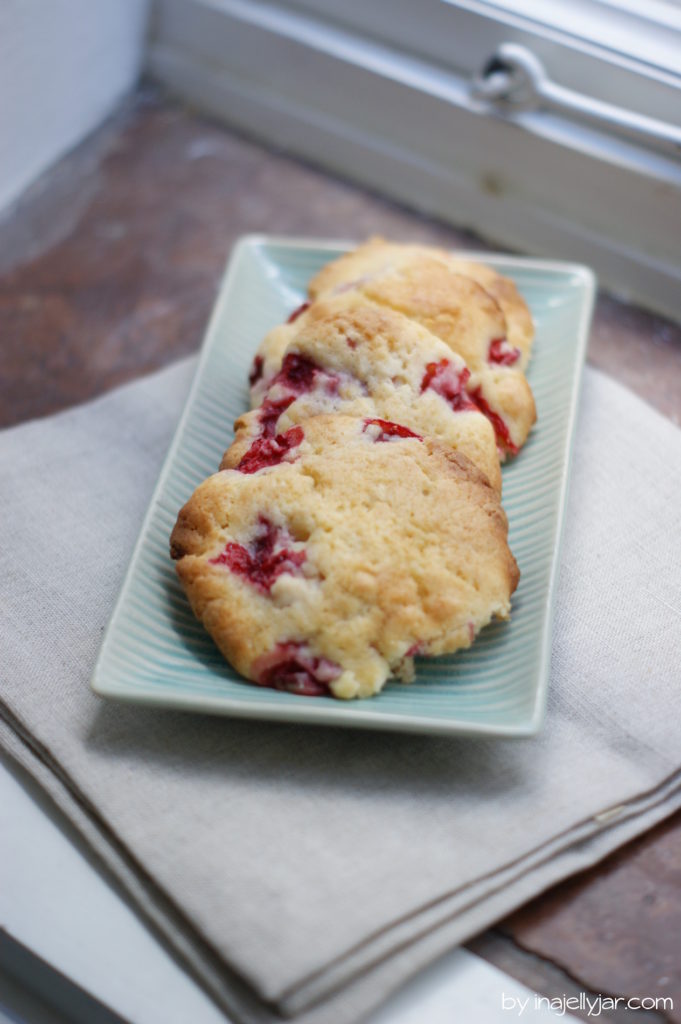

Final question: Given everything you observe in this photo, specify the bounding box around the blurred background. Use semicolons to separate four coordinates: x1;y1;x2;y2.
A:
1;0;680;429
2;0;680;316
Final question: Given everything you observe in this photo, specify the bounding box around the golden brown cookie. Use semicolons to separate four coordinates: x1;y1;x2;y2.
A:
239;297;501;492
251;240;536;456
171;415;518;700
308;236;534;367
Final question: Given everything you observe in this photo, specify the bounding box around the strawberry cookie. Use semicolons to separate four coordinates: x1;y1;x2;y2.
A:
171;415;518;700
251;240;536;456
237;297;501;492
308;236;535;368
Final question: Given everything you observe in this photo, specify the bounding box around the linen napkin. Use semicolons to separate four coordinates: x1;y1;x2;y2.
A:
1;357;680;1024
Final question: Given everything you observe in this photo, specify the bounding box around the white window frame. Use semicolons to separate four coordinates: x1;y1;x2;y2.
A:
148;0;681;319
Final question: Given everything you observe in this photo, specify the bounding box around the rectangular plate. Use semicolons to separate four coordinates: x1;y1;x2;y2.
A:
92;236;595;736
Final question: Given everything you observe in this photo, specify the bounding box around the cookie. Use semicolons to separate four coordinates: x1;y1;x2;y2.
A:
171;414;519;700
251;241;532;454
308;236;534;367
237;298;501;492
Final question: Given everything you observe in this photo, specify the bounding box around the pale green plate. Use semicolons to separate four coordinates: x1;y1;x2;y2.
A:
92;236;595;736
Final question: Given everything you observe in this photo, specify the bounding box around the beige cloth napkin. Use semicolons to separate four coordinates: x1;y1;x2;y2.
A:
1;357;680;1024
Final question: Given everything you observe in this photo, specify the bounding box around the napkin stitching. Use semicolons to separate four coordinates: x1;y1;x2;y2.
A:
278;768;681;1010
0;698;279;1019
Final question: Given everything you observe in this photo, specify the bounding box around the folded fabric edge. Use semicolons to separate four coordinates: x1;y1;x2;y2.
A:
0;712;276;1024
286;774;681;1024
3;709;681;1024
281;768;681;1014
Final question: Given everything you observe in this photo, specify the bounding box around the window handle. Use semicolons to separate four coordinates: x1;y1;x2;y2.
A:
472;43;681;157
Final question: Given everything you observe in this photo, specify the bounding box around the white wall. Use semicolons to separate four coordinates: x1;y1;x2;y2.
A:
0;0;150;214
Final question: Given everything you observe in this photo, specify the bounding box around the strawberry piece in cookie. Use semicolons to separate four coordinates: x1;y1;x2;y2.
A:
488;338;521;367
236;425;304;474
252;642;341;696
469;388;518;456
362;419;423;443
420;359;477;413
210;517;305;593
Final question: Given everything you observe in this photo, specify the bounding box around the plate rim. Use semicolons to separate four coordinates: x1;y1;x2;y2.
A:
92;234;596;738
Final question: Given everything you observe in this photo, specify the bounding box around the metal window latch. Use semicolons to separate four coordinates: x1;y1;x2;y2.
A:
472;42;681;157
